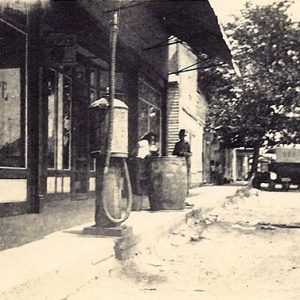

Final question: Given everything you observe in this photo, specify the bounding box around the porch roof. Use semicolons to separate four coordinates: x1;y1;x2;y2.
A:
104;0;232;63
149;0;231;62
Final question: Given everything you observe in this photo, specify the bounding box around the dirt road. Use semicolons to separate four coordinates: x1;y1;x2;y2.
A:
67;188;300;300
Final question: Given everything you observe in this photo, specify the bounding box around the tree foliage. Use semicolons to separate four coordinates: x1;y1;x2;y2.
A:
202;0;300;155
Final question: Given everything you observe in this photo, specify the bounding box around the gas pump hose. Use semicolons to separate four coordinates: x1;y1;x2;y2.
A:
100;97;133;224
101;158;133;225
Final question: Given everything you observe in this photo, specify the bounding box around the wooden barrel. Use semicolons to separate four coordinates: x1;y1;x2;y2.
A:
149;157;187;210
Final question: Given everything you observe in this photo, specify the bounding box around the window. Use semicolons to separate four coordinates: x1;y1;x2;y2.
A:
47;70;71;170
0;20;26;168
89;68;98;171
89;68;97;104
138;81;161;142
99;70;124;100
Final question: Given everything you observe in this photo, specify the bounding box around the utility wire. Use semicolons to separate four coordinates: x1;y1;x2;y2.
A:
168;62;227;75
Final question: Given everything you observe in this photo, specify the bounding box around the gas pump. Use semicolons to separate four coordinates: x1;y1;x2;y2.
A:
83;12;132;236
89;97;133;229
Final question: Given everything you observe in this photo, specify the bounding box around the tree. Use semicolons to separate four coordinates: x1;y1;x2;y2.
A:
202;0;300;176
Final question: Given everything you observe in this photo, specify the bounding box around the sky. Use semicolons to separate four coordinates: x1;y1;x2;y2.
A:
210;0;300;24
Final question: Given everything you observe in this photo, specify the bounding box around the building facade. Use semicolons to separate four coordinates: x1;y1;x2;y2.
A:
0;0;170;216
0;0;231;216
167;42;208;185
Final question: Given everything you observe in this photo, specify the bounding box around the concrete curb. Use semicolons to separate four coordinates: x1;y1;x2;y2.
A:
115;208;199;260
114;186;235;260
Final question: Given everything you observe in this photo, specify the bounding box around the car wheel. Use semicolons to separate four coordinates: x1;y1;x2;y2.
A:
282;182;290;191
252;180;260;189
268;180;275;191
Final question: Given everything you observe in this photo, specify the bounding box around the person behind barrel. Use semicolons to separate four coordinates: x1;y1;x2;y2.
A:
172;129;192;195
135;132;158;197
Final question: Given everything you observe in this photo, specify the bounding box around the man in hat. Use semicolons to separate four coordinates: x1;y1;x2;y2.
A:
173;129;192;195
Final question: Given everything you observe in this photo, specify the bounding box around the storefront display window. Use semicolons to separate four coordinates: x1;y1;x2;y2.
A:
47;70;71;170
138;81;161;142
149;106;160;137
89;69;98;171
62;76;71;169
138;100;149;138
0;20;26;168
139;81;161;107
99;70;124;100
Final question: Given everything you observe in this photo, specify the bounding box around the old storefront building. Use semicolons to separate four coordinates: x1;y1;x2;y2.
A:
0;0;230;217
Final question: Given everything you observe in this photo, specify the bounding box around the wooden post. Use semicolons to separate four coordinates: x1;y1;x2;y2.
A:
27;2;44;213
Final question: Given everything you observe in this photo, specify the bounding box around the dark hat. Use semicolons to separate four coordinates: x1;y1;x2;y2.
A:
141;132;157;142
179;129;187;136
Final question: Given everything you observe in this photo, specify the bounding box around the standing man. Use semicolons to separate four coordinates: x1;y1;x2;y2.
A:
172;129;192;195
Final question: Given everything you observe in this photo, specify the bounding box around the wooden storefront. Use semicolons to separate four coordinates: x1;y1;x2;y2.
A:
0;0;230;217
0;0;168;216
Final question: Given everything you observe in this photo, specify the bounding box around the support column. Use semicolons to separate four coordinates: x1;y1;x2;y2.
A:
27;2;44;213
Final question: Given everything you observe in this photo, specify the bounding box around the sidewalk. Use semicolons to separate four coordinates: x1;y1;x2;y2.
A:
0;197;95;251
0;186;239;300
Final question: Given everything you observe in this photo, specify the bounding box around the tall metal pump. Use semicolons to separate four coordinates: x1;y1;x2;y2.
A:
83;12;132;236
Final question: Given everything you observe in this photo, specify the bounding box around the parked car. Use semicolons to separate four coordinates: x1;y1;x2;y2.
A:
252;147;300;191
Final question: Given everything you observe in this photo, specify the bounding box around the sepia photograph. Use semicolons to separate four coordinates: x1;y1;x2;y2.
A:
0;0;300;299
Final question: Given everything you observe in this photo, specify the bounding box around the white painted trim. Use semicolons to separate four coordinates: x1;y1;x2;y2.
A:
0;179;27;203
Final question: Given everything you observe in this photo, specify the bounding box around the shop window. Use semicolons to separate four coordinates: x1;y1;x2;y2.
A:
89;69;97;103
138;81;161;142
47;71;56;168
149;106;161;137
74;65;86;82
89;68;99;171
138;100;149;138
90;69;96;88
139;80;161;107
99;70;124;100
47;70;71;170
0;20;26;168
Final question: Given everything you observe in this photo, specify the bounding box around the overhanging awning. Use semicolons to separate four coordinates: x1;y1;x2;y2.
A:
147;0;232;62
77;0;232;65
96;0;232;63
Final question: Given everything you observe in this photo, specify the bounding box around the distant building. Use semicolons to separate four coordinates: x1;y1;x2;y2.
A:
167;41;208;185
